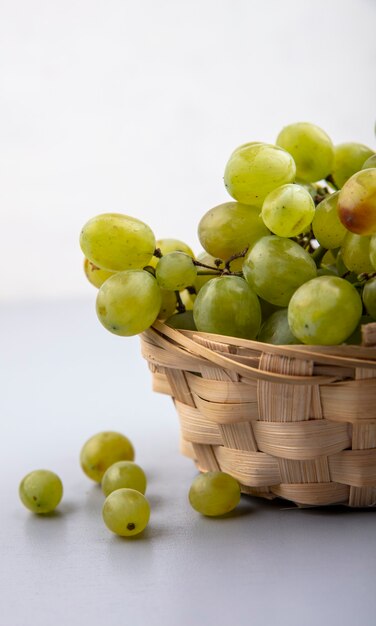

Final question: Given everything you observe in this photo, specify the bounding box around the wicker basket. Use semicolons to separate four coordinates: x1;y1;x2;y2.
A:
140;320;376;508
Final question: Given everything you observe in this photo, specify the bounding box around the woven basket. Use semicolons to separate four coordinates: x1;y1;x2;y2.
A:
140;320;376;508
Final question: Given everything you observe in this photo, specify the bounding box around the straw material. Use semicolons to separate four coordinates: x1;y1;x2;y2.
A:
141;320;376;507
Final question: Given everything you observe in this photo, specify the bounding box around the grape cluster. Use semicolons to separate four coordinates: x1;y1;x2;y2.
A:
80;122;376;346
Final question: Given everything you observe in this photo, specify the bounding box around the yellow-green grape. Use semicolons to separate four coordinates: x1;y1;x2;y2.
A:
150;238;195;268
362;155;376;170
155;252;197;291
331;143;374;189
370;236;376;268
157;289;177;320
166;310;197;330
96;270;161;336
188;472;241;517
83;258;116;289
80;213;156;271
243;236;317;306
321;249;338;265
257;309;301;345
341;233;374;274
276;122;334;183
363;278;376;318
80;431;135;483
19;470;63;514
102;488;150;537
337;169;376;235
261;183;315;237
229;141;264;158
198;202;269;260
193;276;261;340
312;192;347;249
101;461;147;497
288;276;362;345
224;143;296;208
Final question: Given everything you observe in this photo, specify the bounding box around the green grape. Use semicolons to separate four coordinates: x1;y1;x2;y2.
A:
102;461;147;497
345;315;376;345
166;310;197;330
19;470;63;514
312;192;347;249
194;252;224;292
198;202;269;260
96;270;161;336
150;238;194;268
224;143;296;208
363;278;376;318
331;143;374;188
155;252;197;291
259;298;282;321
341;233;374;274
157;289;177;320
288;276;362;345
80;431;135;483
261;183;315;237
362;155;376;170
370;235;376;269
229;141;264;157
337;168;376;235
102;488;150;537
193;276;261;339
80;213;156;271
188;471;241;517
243;236;317;306
257;309;301;345
276;122;334;183
83;258;116;289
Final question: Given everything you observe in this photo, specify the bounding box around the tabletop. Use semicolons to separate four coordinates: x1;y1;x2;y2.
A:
1;298;376;626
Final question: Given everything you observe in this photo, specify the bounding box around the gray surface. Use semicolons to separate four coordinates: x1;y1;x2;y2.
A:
1;299;376;626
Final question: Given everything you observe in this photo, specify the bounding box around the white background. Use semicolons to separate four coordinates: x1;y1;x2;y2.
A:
1;0;375;301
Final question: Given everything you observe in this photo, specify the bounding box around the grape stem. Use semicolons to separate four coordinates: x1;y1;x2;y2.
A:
193;259;222;272
174;291;186;313
325;175;339;192
153;248;163;259
312;245;328;267
224;247;249;271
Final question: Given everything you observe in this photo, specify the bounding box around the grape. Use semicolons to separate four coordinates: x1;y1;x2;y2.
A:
261;183;315;237
198;202;269;260
102;488;150;537
80;431;135;483
102;461;147;497
363;278;376;318
194;252;227;293
331;143;374;188
96;270;162;336
157;289;177;320
258;309;301;345
80;213;155;271
188;471;241;516
83;258;116;289
362;155;376;170
341;233;374;274
179;288;196;311
276;122;334;183
193;276;261;339
19;470;63;514
288;276;362;345
150;238;194;268
312;191;347;249
224;143;296;208
243;236;317;306
155;252;197;291
370;235;376;268
166;310;197;330
337;168;376;235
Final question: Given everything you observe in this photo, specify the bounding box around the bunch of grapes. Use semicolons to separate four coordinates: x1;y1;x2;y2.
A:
80;122;376;346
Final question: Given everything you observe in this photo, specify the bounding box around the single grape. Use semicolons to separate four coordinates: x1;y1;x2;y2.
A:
243;236;317;306
312;192;347;249
19;470;63;514
370;235;376;269
166;310;197;330
157;289;177;320
341;233;374;274
362;155;376;170
102;461;147;497
102;488;150;537
188;471;241;516
288;276;362;345
224;143;296;208
257;309;301;345
331;143;374;189
261;183;315;237
155;252;197;291
80;213;155;271
83;258;116;289
150;238;195;268
337;168;376;235
363;278;376;318
96;270;162;336
80;431;135;483
193;276;261;339
276;122;334;183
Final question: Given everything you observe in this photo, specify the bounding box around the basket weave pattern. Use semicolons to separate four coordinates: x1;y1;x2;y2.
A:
141;320;376;507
